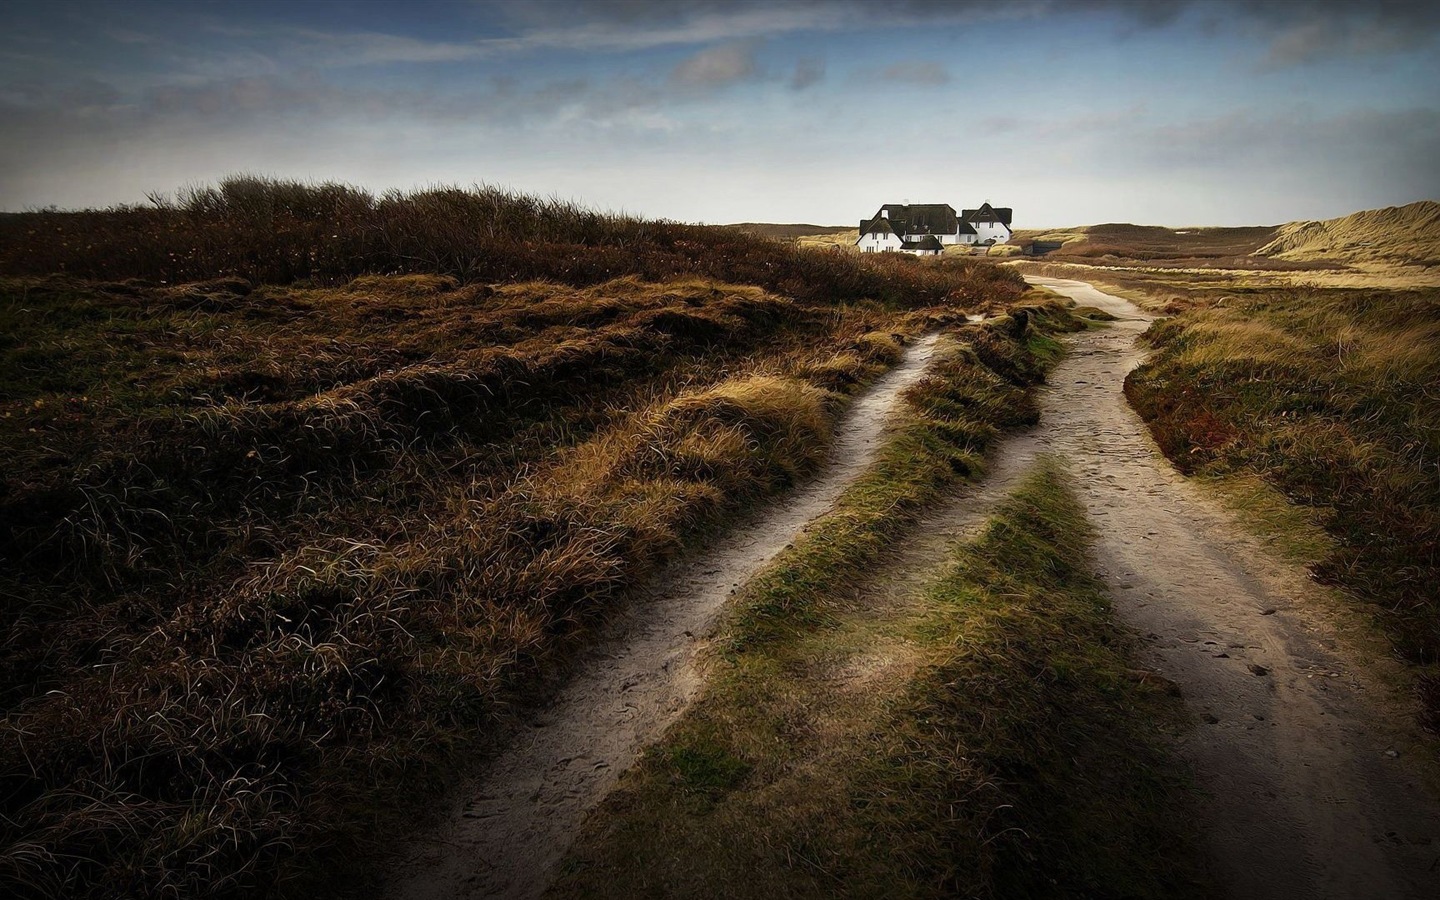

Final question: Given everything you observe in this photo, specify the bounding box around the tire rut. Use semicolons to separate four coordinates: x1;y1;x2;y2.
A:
388;334;945;900
1027;276;1440;900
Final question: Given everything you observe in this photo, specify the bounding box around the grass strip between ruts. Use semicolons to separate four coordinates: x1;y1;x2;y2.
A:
552;359;1201;898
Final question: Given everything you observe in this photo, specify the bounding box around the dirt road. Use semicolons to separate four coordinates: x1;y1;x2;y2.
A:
388;335;946;900
1025;276;1440;899
389;281;1439;899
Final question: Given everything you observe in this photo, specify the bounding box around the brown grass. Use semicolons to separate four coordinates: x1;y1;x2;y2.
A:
1255;200;1440;266
0;180;1028;898
1125;286;1440;725
1011;222;1341;272
0;176;996;309
554;455;1200;899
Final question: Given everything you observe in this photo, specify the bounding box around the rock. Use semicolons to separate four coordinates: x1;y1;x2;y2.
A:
1260;608;1277;615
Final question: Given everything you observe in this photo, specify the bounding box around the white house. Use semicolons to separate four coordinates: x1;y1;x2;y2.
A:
856;202;1012;256
961;203;1013;244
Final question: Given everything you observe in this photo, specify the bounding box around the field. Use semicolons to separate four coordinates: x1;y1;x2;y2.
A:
1009;202;1440;728
1123;285;1440;721
554;377;1201;899
6;182;1438;897
0;178;1041;897
1011;201;1440;291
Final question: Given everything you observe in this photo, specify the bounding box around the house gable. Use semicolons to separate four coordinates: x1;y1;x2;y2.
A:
961;203;1014;227
900;235;944;253
859;215;895;236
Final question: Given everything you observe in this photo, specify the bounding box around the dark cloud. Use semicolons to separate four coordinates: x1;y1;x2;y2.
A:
485;0;1440;64
1069;1;1440;63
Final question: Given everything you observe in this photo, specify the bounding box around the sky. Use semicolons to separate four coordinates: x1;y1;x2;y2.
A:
1;0;1438;227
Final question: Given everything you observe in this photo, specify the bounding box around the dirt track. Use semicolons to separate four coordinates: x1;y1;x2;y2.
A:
388;334;945;900
1026;276;1440;899
389;281;1440;899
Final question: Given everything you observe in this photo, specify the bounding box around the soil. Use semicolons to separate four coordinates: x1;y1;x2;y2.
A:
387;334;945;900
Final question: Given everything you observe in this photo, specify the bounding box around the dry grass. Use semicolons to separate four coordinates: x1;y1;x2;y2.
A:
1125;285;1440;725
726;223;855;241
553;457;1200;899
0;183;1030;897
1256;200;1440;266
0;176;1002;309
1010;222;1341;273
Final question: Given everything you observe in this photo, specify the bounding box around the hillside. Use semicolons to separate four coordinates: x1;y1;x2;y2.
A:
0;177;1031;899
1254;200;1440;265
726;222;855;240
1010;223;1283;267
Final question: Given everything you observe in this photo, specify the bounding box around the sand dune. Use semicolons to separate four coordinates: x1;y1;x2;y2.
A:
1256;200;1440;265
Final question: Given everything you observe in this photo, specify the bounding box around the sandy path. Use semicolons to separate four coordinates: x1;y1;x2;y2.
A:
388;334;945;900
1025;276;1440;899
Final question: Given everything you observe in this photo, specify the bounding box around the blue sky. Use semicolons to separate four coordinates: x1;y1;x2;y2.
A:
2;0;1438;226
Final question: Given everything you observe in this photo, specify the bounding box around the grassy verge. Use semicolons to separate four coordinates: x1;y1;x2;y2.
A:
1124;285;1440;729
0;183;1033;898
551;360;1199;896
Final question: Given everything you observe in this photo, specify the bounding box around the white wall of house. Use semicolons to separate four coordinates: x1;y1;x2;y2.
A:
973;221;1010;243
857;231;902;252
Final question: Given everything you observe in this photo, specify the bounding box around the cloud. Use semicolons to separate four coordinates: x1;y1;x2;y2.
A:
669;41;760;88
433;1;1044;57
878;61;950;86
282;29;487;66
789;57;824;90
1074;0;1440;65
483;1;1440;63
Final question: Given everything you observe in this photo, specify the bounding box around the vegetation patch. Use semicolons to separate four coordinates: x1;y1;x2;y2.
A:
1125;286;1440;725
553;327;1200;898
0;181;1030;898
0;176;1007;309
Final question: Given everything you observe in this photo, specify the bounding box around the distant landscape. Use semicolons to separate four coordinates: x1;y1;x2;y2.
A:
2;178;1438;899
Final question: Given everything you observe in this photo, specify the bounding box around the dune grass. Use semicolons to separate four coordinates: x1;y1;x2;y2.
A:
0;176;1001;309
1255;200;1440;266
553;455;1200;899
0;180;1031;898
1125;285;1440;728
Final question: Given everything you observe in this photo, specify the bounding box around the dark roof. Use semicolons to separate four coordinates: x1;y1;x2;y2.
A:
958;220;977;235
876;203;959;237
961;203;1013;226
858;215;895;237
900;235;944;251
